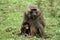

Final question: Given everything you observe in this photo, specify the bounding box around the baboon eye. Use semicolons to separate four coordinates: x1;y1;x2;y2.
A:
30;11;33;13
29;11;33;14
34;11;37;14
36;12;37;13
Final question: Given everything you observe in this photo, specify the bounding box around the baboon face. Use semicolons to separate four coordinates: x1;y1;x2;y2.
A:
23;25;29;30
25;6;40;20
29;9;39;19
22;22;30;30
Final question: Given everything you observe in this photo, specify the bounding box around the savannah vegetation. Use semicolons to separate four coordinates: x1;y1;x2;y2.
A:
0;0;60;40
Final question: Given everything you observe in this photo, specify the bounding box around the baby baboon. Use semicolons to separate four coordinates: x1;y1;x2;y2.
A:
20;22;31;36
21;4;45;38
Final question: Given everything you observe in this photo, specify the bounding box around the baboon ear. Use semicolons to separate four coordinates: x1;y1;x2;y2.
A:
24;8;31;15
36;8;41;15
36;7;40;12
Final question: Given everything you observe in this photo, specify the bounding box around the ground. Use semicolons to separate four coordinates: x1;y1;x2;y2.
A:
0;0;60;40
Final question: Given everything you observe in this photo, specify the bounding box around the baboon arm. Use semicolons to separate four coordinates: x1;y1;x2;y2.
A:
39;13;45;27
23;15;27;23
18;15;27;35
35;22;44;37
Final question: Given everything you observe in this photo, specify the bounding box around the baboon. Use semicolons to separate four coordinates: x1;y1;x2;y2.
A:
21;4;46;38
20;22;31;36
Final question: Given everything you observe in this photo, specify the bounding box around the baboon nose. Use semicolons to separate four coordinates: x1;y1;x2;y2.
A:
33;14;36;17
33;14;36;16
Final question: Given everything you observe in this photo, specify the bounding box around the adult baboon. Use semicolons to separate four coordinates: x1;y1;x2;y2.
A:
21;4;45;38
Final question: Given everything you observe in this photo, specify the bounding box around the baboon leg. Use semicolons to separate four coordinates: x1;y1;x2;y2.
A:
30;26;37;36
38;24;46;38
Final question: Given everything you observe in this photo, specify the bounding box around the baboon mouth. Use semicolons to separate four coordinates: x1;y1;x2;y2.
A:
31;16;37;20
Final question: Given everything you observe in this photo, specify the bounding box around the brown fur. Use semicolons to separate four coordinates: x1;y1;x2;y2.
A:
21;4;46;38
30;26;37;36
20;22;31;36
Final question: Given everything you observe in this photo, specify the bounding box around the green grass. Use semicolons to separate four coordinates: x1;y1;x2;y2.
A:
0;0;60;40
0;14;60;40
